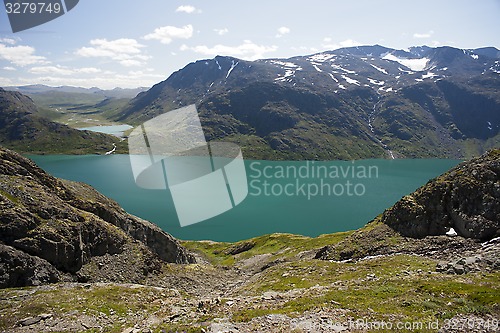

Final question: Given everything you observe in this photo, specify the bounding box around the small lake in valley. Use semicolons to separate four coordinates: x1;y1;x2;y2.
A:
77;124;133;137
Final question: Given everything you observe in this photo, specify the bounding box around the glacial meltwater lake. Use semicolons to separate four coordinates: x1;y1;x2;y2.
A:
29;155;460;242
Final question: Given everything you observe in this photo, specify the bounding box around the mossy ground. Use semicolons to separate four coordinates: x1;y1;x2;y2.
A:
184;232;499;328
1;225;497;332
181;231;353;266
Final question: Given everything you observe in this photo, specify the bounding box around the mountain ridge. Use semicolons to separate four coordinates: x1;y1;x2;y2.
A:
5;84;148;99
116;45;500;160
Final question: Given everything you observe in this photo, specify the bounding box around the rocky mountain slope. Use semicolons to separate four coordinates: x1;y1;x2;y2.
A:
0;88;125;154
0;149;498;332
0;147;193;288
116;45;500;160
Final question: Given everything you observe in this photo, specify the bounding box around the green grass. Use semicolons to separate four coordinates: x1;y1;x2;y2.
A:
231;255;500;324
0;189;19;204
28;91;131;128
1;236;498;332
0;284;169;331
182;231;353;266
183;227;499;326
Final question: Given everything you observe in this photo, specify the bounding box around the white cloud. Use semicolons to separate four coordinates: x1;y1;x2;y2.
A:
75;38;149;67
144;25;194;44
30;65;73;75
120;59;146;67
182;40;278;61
413;30;434;39
321;38;361;50
0;77;13;86
291;46;319;53
29;65;102;75
3;66;16;71
77;38;144;56
78;67;102;74
0;43;48;66
276;26;290;38
214;28;229;36
0;38;17;45
175;5;201;14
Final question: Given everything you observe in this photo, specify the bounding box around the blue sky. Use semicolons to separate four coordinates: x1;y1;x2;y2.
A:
0;0;499;89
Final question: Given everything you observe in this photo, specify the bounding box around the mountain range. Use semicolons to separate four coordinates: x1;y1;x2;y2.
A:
116;45;500;160
5;84;147;99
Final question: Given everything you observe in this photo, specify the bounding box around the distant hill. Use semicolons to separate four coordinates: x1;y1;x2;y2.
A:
5;84;148;99
4;85;145;129
0;88;125;154
116;45;500;160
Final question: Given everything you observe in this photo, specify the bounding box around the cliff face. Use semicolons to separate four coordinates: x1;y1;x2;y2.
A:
0;147;194;288
381;149;500;240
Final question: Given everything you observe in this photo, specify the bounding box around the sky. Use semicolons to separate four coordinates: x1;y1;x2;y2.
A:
0;0;499;89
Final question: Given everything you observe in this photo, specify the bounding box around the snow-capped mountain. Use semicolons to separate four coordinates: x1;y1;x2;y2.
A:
116;45;500;160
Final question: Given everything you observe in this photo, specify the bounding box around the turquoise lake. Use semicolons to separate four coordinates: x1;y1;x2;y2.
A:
29;155;460;242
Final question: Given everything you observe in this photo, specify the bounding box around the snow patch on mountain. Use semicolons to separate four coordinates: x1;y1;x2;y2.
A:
275;70;296;82
422;72;438;79
308;53;335;62
311;63;323;72
328;73;338;82
269;60;300;68
370;64;388;75
342;75;360;86
398;67;414;74
367;78;385;86
226;60;239;79
382;54;429;71
332;64;356;74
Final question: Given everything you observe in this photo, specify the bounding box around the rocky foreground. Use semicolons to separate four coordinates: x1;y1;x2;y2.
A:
0;148;499;332
0;146;194;288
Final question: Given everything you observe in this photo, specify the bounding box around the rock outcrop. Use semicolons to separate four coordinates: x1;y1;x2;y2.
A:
316;149;500;266
382;149;500;240
0;147;194;288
